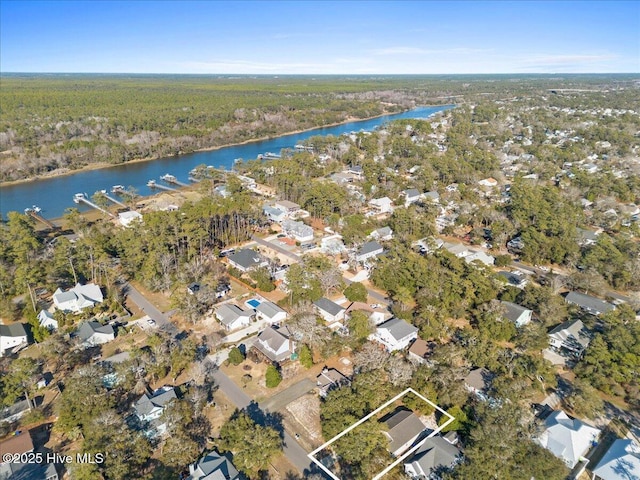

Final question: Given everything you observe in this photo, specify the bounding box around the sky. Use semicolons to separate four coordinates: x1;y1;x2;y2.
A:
1;1;638;74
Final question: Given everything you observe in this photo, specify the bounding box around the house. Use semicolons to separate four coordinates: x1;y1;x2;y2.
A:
187;450;240;480
356;241;384;262
371;318;418;352
404;435;461;479
53;282;104;313
576;228;601;247
118;210;143;227
381;407;427;457
548;319;591;357
507;236;524;251
314;298;346;327
403;188;424;207
443;242;470;258
465;367;494;400
408;338;435;365
215;304;253;331
0;323;28;357
227;248;268;272
537;410;601;469
565;291;615;316
591;438;640;480
369;197;394;214
215;283;231;299
464;250;495;266
501;301;533;327
254;326;295;363
281;219;314;243
0;399;32;424
345;302;387;326
0;430;58;480
263;206;286;223
255;301;287;325
347;165;364;177
316;367;350;397
497;270;528;289
424;191;440;203
478;177;498;188
274;200;300;214
370;226;393;241
133;386;177;438
37;309;58;331
76;321;115;347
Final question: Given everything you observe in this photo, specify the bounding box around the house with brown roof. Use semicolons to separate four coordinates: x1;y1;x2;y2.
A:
316;367;350;397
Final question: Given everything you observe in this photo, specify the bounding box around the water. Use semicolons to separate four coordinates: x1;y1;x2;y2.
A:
0;105;453;219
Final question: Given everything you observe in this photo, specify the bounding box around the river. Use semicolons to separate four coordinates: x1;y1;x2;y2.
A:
0;105;453;219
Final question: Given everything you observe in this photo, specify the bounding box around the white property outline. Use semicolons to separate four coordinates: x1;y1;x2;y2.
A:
308;387;455;480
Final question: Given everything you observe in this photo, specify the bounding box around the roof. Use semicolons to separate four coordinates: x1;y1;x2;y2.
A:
549;319;591;350
465;367;494;392
227;248;263;270
538;410;601;468
0;323;27;338
274;199;300;210
408;338;433;359
282;219;313;237
255;326;292;362
382;407;426;455
497;270;526;285
501;301;532;323
358;241;383;256
256;301;286;319
592;439;640;480
374;226;393;237
316;368;349;390
314;297;345;317
134;387;177;417
216;304;251;326
0;430;34;455
424;191;440;200
565;291;615;315
378;318;418;342
404;188;421;198
0;399;31;423
77;321;114;342
188;450;239;480
405;435;459;475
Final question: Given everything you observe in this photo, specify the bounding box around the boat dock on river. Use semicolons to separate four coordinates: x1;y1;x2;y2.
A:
147;180;177;192
73;193;115;218
160;174;188;187
24;206;57;229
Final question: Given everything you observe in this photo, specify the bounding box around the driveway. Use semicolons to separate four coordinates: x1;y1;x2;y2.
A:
123;282;177;335
259;378;315;413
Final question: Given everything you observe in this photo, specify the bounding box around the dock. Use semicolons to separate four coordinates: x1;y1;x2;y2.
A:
102;191;128;209
147;180;177;192
72;193;115;218
160;174;188;187
24;207;57;229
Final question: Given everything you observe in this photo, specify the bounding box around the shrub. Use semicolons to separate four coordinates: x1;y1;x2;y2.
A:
265;365;282;388
228;347;245;365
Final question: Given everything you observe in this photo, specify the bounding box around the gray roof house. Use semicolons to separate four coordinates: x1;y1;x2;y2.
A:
0;399;32;424
464;367;494;401
255;301;288;325
0;323;28;357
501;301;533;327
356;241;384;262
371;318;418;352
133;386;177;438
314;297;346;327
76;321;115;348
403;188;424;206
263;205;286;223
565;291;615;316
227;248;268;272
370;226;393;241
404;435;461;479
254;326;295;363
497;270;528;288
282;219;314;243
536;409;601;469
187;450;240;480
316;367;350;398
592;438;640;480
381;407;427;457
424;191;440;202
548;319;591;356
215;304;253;331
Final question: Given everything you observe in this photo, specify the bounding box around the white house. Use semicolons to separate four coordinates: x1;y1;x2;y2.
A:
53;283;104;313
356;241;384;263
443;242;471;258
464;250;495;266
548;319;591;357
215;304;253;331
537;410;601;469
263;206;286;223
255;301;288;325
0;324;28;357
281;219;314;243
371;318;418;351
501;301;533;327
133;386;177;438
403;189;424;207
274;200;300;214
369;197;394;214
118;210;143;227
76;321;115;347
37;310;58;331
254;326;295;363
591;439;640;480
369;226;393;241
187;450;240;480
314;298;345;327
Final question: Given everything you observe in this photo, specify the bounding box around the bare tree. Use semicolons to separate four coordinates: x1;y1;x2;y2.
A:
354;341;390;372
385;356;414;387
288;301;331;349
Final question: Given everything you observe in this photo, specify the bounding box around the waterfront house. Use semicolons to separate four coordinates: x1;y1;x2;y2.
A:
187;450;240;480
371;318;418;352
0;323;28;357
536;410;601;469
118;210;143;227
215;304;253;331
53;282;104;313
381;407;427;457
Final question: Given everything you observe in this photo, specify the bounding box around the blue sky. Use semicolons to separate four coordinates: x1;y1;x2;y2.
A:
1;1;638;74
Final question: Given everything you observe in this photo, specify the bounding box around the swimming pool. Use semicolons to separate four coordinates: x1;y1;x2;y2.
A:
246;299;261;308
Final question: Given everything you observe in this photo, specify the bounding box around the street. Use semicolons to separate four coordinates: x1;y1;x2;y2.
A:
123;282;178;335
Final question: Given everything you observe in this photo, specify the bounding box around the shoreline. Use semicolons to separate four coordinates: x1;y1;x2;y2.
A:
0;104;452;188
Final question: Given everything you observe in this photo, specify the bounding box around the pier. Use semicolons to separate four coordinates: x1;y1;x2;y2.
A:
72;193;115;218
24;207;57;229
160;174;188;187
147;180;177;192
102;192;128;209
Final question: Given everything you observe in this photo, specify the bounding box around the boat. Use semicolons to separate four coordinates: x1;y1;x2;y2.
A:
262;152;281;159
73;193;86;203
160;173;177;183
24;205;42;214
147;180;156;187
111;185;125;194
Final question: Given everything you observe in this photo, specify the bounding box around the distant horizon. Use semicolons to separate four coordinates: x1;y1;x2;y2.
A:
2;1;638;75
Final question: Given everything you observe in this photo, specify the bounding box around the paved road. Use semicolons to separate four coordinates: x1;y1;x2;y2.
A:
342;276;389;305
212;368;320;476
123;282;178;335
259;378;315;412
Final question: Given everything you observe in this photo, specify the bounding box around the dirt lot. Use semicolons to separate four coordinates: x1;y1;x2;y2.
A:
283;394;323;450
